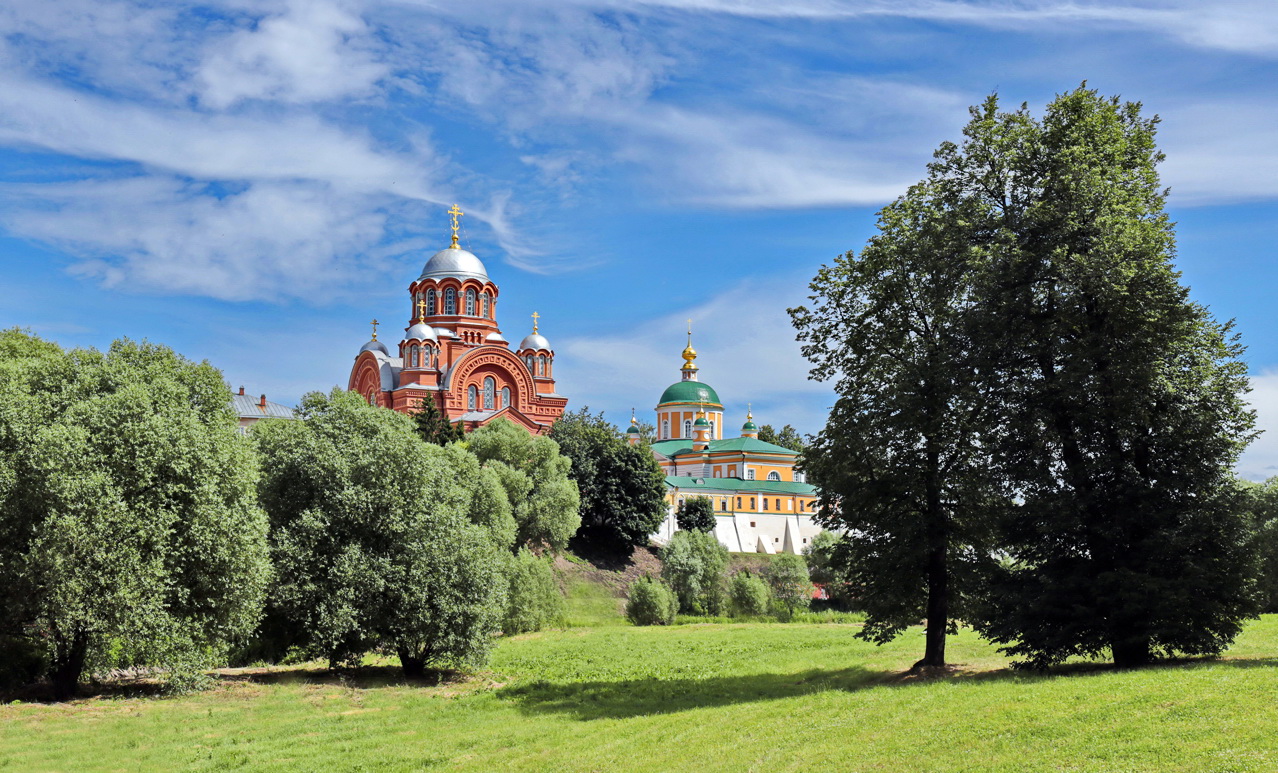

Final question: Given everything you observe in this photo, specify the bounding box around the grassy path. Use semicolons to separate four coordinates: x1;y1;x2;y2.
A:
3;619;1278;771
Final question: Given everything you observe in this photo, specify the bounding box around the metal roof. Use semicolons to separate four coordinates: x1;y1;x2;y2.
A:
232;394;296;420
664;475;817;495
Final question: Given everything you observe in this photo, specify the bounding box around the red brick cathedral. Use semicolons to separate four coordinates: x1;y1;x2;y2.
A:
348;206;567;434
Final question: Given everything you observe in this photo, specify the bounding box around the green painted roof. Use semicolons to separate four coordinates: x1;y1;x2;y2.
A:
650;436;799;458
664;476;817;495
657;380;721;406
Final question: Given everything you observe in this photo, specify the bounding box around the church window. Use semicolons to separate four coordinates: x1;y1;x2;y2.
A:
763;499;769;511
798;501;805;512
729;465;736;477
736;497;742;509
683;420;691;438
662;420;669;439
720;499;726;511
747;469;755;480
710;420;716;438
483;377;495;410
481;293;489;318
426;289;436;315
467;385;477;410
795;472;805;483
410;345;420;367
750;498;756;509
767;471;780;481
501;387;511;409
465;289;476;316
445;289;456;315
775;499;781;510
538;355;546;376
787;500;793;511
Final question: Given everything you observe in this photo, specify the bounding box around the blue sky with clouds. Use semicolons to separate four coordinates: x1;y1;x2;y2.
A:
3;1;1278;476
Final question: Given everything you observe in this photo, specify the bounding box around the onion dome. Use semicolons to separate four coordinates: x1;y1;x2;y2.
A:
742;406;758;432
519;332;551;351
403;322;438;342
693;413;711;429
418;247;489;283
359;339;390;356
485;332;508;344
626;412;641;435
658;380;720;406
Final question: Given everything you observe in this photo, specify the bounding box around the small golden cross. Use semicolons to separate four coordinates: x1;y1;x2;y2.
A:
370;318;380;340
531;311;540;333
448;204;464;248
417;298;427;321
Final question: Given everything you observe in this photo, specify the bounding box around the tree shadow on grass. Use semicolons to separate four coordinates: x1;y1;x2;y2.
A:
216;664;465;690
498;656;1278;721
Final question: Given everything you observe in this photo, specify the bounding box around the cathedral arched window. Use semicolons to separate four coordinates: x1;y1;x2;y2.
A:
710;420;716;438
445;288;456;315
683;420;692;438
483;377;495;410
537;355;546;376
480;293;489;318
467;385;477;410
767;471;780;481
501;387;510;409
662;419;669;439
410;344;420;367
465;289;476;316
426;289;436;315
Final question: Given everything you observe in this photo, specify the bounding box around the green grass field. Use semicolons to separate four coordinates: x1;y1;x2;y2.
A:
4;610;1278;772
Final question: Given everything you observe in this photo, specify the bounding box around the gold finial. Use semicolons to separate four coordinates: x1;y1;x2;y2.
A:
531;311;540;334
370;318;380;340
416;298;427;322
681;319;698;370
630;408;638;426
747;402;753;420
448;204;464;249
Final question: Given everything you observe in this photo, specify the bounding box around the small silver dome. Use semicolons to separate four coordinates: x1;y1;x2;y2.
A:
418;247;489;282
359;339;390;356
519;333;551;351
403;322;438;342
434;327;456;338
485;332;508;344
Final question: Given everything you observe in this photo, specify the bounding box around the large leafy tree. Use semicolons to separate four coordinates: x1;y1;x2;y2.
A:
756;424;805;452
551;407;667;551
253;389;507;676
467;418;581;552
0;330;270;698
675;496;716;533
790;171;1002;669
950;87;1259;668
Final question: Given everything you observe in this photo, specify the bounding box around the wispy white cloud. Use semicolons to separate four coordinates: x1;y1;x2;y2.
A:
1238;370;1278;482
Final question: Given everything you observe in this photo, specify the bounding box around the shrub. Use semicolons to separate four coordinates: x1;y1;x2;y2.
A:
727;571;771;617
659;530;729;615
626;576;677;625
503;549;565;635
767;553;815;621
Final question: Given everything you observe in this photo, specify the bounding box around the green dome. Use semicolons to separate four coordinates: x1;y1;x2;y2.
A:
626;424;640;434
657;380;721;406
693;415;710;428
742;420;758;431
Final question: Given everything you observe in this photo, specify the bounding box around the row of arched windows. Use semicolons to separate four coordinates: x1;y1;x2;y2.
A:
521;354;551;377
418;287;495;319
402;343;438;369
466;377;512;411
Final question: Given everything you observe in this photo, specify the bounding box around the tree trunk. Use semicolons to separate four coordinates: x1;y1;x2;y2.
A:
49;630;89;701
914;432;949;671
398;648;426;678
1111;636;1152;668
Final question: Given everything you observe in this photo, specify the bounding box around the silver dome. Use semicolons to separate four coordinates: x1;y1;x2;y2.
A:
418;247;489;282
359;339;390;355
519;333;551;351
402;322;438;342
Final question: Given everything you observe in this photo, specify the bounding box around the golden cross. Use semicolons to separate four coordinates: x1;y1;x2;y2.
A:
417;298;427;321
370;318;379;340
531;311;540;333
448;204;464;248
747;402;753;419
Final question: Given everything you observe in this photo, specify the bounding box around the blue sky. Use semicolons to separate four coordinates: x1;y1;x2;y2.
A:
3;1;1278;477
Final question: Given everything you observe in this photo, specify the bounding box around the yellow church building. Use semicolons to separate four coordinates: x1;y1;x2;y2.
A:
627;330;823;554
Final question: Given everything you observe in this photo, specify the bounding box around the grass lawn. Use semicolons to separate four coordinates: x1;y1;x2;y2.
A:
4;615;1278;772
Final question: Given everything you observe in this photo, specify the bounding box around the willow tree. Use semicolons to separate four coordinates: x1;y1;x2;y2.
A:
790;174;1002;670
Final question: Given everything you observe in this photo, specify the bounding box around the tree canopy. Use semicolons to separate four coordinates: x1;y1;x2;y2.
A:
675;496;717;533
0;330;270;698
468;418;581;552
756;424;805;452
550;407;667;551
